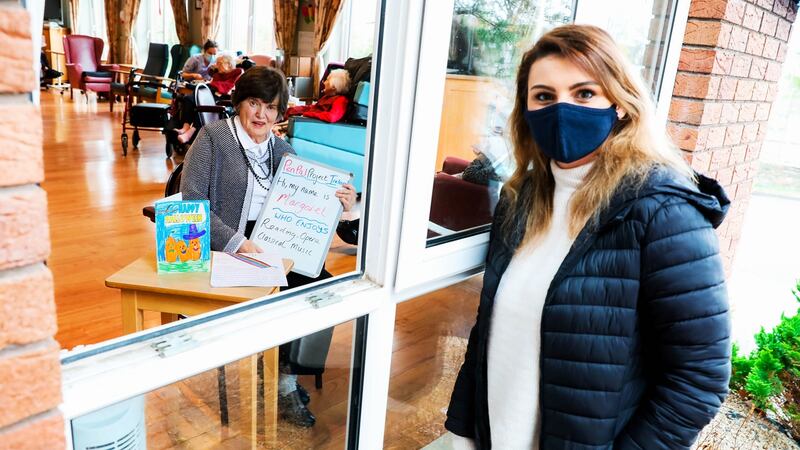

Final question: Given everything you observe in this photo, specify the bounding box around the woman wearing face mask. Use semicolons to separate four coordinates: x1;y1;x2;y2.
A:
445;25;731;449
181;40;218;81
180;66;357;428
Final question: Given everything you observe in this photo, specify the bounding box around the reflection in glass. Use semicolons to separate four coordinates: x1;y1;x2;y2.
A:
427;0;680;245
348;0;379;58
428;0;575;244
575;0;678;95
134;0;180;67
71;320;356;449
384;278;481;448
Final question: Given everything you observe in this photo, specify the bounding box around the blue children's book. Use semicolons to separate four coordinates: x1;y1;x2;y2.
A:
155;200;211;273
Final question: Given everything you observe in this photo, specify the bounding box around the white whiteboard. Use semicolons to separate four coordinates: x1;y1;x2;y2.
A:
252;154;351;278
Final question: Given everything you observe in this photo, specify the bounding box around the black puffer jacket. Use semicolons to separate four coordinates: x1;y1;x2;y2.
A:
445;166;732;449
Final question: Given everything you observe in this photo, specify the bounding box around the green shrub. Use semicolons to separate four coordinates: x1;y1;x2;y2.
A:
731;279;800;440
730;343;754;391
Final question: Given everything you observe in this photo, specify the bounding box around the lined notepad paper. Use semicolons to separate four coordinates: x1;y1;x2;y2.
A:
209;252;288;288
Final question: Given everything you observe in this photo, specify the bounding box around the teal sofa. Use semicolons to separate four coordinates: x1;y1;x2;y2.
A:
288;81;370;192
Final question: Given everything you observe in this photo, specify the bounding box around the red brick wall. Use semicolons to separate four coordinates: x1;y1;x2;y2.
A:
668;0;797;273
0;2;65;449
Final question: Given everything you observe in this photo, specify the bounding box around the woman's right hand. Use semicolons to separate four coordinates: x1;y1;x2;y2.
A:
237;239;263;253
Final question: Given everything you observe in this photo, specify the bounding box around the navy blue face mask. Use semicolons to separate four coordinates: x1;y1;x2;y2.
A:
524;103;618;163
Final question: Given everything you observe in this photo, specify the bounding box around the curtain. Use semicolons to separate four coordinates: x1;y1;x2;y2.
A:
312;0;343;96
105;0;142;64
273;0;299;74
68;0;80;33
170;0;191;45
201;0;222;43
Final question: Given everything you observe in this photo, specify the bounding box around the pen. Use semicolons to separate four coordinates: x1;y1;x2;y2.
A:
225;252;273;269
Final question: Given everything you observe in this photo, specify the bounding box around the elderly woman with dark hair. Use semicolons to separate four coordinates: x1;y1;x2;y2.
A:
180;66;356;428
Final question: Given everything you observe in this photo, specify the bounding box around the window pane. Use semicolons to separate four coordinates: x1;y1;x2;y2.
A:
133;0;152;65
162;0;180;51
77;0;109;59
55;0;376;363
426;0;574;245
384;278;480;447
251;0;275;55
76;1;93;35
227;0;250;54
70;319;359;448
575;0;677;96
131;0;180;66
95;0;109;59
348;0;378;58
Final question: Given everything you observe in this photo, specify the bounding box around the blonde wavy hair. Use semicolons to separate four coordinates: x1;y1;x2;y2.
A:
503;24;693;244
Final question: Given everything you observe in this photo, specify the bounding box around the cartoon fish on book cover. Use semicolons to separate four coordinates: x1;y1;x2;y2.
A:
155;200;211;273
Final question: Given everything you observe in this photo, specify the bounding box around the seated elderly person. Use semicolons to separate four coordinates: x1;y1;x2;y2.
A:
286;69;351;123
180;66;356;428
181;40;218;81
173;54;243;143
208;54;241;97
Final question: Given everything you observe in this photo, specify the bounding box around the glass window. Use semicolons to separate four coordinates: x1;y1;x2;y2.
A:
218;0;276;55
348;0;378;58
70;319;361;449
251;0;276;55
76;0;109;60
133;0;180;67
60;0;380;358
321;0;377;70
384;278;480;447
220;0;250;54
574;0;679;98
422;0;681;247
425;0;574;246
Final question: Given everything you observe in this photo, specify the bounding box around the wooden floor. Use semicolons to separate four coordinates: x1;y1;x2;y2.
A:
42;90;481;448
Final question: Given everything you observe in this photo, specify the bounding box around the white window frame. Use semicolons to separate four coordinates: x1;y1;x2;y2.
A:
54;0;692;447
655;0;691;125
392;0;493;295
58;0;424;447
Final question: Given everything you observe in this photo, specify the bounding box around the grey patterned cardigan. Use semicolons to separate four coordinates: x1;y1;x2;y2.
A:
180;119;295;252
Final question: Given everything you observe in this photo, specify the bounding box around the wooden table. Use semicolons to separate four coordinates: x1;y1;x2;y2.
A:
106;254;293;445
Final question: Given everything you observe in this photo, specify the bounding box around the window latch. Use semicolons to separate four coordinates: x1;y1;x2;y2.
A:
151;333;198;358
307;292;343;309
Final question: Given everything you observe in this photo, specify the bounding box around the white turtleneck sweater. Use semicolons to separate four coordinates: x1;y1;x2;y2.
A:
451;161;593;450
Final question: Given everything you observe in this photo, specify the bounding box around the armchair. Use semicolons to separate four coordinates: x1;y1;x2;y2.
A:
111;43;171;106
167;44;192;80
428;156;494;236
249;54;276;68
116;44;173;155
63;35;118;102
